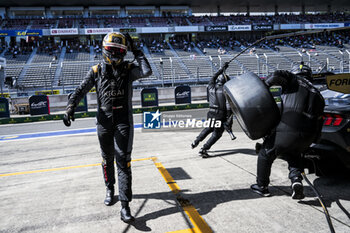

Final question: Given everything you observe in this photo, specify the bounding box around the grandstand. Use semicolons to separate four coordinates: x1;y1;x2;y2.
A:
0;1;349;94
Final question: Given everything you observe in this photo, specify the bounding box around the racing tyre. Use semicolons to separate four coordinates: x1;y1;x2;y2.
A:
223;72;280;140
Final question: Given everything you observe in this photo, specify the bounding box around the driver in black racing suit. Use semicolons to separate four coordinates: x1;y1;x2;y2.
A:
63;32;152;223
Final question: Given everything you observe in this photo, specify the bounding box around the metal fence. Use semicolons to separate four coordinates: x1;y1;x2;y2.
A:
3;48;350;92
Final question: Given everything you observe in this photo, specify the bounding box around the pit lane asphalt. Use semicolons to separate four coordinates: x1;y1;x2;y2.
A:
0;109;350;233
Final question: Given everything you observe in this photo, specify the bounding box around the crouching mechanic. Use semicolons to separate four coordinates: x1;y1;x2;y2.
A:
63;32;152;222
251;63;324;199
191;62;236;158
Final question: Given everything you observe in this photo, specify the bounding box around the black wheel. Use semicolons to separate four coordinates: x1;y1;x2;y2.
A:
224;72;280;140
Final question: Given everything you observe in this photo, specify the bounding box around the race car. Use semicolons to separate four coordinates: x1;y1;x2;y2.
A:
306;90;350;175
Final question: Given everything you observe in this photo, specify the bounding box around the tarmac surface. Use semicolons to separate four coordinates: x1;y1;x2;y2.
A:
1;109;350;233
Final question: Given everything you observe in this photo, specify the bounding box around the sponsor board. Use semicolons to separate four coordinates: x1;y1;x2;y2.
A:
0;30;42;37
280;24;302;30
50;28;79;35
205;26;228;32
141;88;158;107
29;95;50;115
141;27;168;33
35;90;60;95
174;26;199;32
175;85;191;104
85;28;113;35
75;96;88;112
305;23;344;29
119;28;137;33
0;98;10;118
0;93;10;98
228;25;252;31
252;25;273;31
326;73;350;94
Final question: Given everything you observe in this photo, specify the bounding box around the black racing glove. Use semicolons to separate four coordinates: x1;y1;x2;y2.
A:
63;105;75;127
212;61;230;81
125;33;143;57
223;61;230;70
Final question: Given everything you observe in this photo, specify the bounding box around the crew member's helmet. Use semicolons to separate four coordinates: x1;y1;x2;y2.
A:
291;62;312;80
102;32;127;65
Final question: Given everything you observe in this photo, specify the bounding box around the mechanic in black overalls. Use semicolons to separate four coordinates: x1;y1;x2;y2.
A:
191;62;236;158
63;32;152;223
251;63;324;199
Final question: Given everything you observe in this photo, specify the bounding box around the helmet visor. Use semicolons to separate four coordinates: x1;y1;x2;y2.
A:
104;46;127;57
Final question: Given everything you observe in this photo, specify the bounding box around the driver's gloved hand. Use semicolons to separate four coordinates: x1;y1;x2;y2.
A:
63;105;75;127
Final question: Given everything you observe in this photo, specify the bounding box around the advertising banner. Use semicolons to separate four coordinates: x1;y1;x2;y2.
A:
29;95;50;116
35;90;60;95
0;30;42;37
174;26;199;32
141;27;169;33
175;85;191;104
141;88;158;107
228;25;252;31
50;28;79;35
252;25;273;31
205;26;228;32
85;28;113;35
326;73;350;94
75;96;88;112
119;28;137;33
0;97;10;118
280;24;302;30
304;23;344;29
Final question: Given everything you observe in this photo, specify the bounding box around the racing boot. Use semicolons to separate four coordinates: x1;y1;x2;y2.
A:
199;148;209;158
104;186;114;206
291;178;305;200
120;201;135;223
191;140;199;149
250;184;271;197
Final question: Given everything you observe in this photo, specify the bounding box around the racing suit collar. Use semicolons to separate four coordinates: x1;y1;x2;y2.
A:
102;61;126;76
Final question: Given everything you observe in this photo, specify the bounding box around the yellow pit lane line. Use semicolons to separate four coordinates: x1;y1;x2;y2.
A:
0;156;212;233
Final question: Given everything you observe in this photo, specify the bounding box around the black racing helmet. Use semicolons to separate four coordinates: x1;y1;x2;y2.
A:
291;62;312;80
102;32;127;65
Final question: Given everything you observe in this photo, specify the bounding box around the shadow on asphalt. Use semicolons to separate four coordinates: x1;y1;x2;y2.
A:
299;174;350;217
125;173;350;232
206;148;258;157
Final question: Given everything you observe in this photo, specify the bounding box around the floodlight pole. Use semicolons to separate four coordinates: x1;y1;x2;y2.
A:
263;53;268;76
49;62;53;94
298;51;303;63
255;54;260;76
306;51;311;67
339;50;344;73
61;62;65;93
209;56;214;77
160;58;164;87
169;57;174;87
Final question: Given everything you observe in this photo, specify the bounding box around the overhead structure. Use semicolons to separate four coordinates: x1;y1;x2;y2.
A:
0;0;350;13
